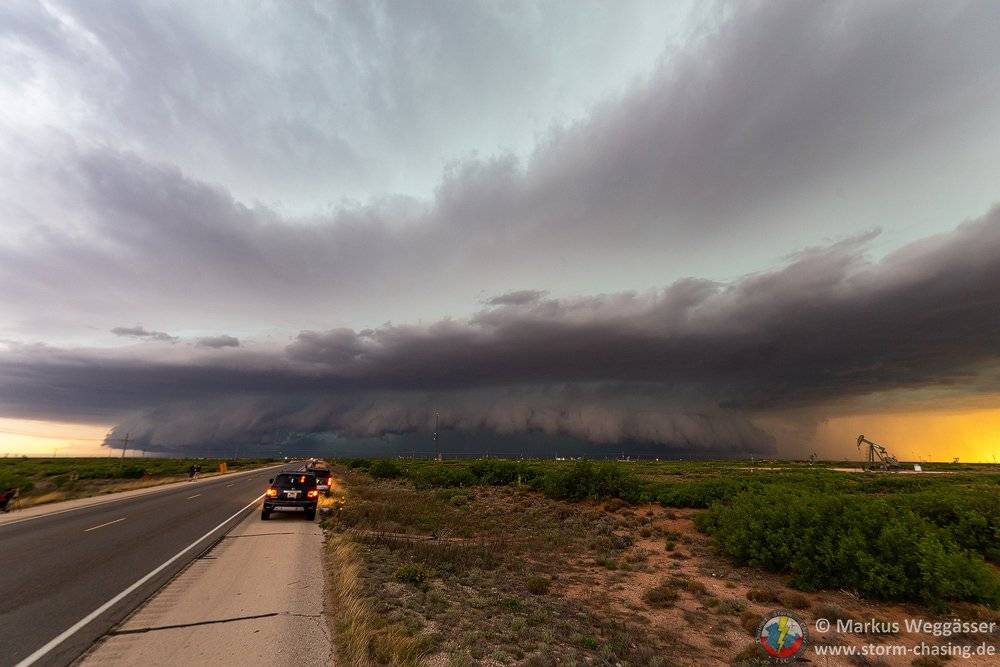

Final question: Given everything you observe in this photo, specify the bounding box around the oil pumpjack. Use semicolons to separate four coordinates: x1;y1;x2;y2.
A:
856;434;899;471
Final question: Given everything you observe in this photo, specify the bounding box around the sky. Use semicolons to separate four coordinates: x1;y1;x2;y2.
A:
2;1;1000;460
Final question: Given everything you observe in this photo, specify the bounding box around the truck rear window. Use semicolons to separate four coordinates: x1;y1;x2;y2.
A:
274;474;316;489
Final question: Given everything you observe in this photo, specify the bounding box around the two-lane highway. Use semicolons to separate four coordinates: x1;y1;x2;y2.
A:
0;464;293;667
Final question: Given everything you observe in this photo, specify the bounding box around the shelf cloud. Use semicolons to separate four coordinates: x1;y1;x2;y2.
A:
2;208;999;454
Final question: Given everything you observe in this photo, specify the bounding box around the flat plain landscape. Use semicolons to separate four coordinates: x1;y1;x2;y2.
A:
0;456;277;508
323;458;1000;666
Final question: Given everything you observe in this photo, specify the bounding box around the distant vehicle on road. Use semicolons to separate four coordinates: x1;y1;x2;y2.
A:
304;462;333;496
262;472;319;520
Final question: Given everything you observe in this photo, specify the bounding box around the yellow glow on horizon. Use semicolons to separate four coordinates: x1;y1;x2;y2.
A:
815;408;1000;463
0;418;112;457
1;407;999;462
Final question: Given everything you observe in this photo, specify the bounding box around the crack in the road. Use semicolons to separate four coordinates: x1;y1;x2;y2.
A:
108;612;279;635
108;610;323;636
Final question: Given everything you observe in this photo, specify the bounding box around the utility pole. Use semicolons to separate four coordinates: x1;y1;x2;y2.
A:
119;432;131;463
433;410;441;461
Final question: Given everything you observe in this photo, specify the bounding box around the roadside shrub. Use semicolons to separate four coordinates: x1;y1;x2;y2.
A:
643;583;679;608
448;493;470;507
716;598;747;615
900;489;1000;562
780;591;811;609
814;604;853;625
409;465;476;488
739;611;761;636
732;643;771;666
369;459;403;479
526;576;551;595
531;460;643;502
394;562;433;586
0;471;33;493
699;489;1000;608
468;459;535;486
655;479;756;508
746;589;780;604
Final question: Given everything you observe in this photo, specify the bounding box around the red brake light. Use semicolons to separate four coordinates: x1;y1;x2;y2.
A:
265;488;278;497
307;490;318;498
326;477;333;485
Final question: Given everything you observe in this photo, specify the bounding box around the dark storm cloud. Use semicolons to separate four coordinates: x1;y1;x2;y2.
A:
486;290;547;306
196;335;240;349
269;209;1000;407
2;209;999;453
110;326;177;343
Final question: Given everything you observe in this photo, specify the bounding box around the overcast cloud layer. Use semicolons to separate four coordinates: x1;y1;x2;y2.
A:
2;1;1000;455
3;207;1000;454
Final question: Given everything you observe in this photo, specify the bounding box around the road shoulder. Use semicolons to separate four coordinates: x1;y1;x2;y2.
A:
78;507;332;666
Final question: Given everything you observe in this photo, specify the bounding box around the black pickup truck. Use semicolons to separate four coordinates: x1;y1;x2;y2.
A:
261;472;319;520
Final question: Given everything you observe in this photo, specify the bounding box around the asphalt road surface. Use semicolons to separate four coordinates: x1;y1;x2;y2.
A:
0;463;294;667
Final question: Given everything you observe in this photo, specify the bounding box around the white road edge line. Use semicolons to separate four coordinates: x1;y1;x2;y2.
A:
186;494;201;499
83;517;126;532
14;494;264;667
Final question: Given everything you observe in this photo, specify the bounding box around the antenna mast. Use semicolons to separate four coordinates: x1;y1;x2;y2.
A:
433;410;441;461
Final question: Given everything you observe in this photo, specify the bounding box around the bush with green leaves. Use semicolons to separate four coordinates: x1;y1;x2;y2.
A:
899;488;1000;563
408;465;476;488
467;459;535;486
697;488;1000;608
367;459;403;479
655;478;758;508
530;460;644;502
394;562;433;586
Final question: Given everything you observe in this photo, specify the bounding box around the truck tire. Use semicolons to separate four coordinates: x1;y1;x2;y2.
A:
261;509;270;520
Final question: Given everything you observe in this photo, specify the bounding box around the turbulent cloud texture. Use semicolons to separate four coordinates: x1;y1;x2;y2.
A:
3;2;999;342
196;335;240;349
110;326;177;343
2;2;1000;455
2;209;999;453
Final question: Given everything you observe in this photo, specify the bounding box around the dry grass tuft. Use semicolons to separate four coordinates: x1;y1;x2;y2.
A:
745;588;780;604
643;582;680;608
328;532;433;665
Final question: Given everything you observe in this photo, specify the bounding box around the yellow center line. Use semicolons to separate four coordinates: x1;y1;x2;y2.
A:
84;517;126;532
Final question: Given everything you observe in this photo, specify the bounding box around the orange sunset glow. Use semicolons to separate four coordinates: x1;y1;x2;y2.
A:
815;408;1000;463
0;418;110;458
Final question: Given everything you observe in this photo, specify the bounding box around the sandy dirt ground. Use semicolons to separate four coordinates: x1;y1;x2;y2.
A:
561;505;1000;666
